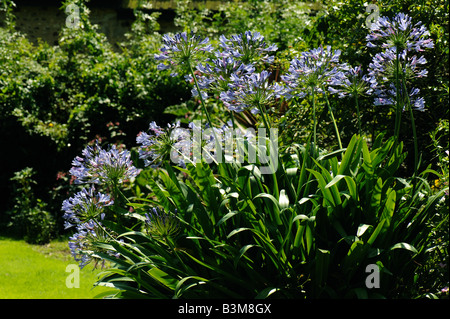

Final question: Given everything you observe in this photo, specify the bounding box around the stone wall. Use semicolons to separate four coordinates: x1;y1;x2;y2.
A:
1;0;231;47
5;3;134;46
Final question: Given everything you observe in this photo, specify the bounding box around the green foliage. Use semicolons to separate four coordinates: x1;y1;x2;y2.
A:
0;0;190;224
174;0;317;52
92;132;448;298
0;0;189;149
301;0;449;169
1;0;448;299
7;168;55;245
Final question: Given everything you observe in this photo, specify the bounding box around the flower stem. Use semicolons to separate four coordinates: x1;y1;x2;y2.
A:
323;87;343;150
256;101;279;199
256;101;271;130
311;86;317;147
401;72;419;185
189;63;225;164
189;64;214;130
394;48;402;141
354;94;362;136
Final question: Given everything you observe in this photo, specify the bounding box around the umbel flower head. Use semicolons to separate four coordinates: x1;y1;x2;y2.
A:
191;53;255;98
67;218;119;269
70;142;141;185
145;207;180;240
328;66;375;98
220;70;284;114
367;46;430;111
61;186;113;229
136;121;191;168
218;31;278;64
154;31;213;76
62;187;115;269
281;45;345;98
67;219;100;269
366;12;434;52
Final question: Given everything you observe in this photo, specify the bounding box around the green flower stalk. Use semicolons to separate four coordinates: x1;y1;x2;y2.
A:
145;207;180;240
366;12;434;177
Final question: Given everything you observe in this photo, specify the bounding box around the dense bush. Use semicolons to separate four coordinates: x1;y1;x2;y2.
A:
0;0;190;234
6;167;54;244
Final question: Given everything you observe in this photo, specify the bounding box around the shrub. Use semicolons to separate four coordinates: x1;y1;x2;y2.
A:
6;168;55;245
0;0;190;224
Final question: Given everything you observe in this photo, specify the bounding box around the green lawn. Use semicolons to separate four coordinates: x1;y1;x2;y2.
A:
0;237;114;299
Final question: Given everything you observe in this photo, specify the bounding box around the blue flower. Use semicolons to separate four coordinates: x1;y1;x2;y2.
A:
68;220;98;269
328;66;374;98
281;45;345;98
218;31;277;64
155;31;213;76
67;218;119;269
220;70;280;114
190;54;255;99
136;121;191;167
367;47;430;111
62;186;113;229
366;13;434;52
70;142;141;185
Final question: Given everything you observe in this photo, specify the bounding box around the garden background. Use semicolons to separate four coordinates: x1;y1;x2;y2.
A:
0;0;448;299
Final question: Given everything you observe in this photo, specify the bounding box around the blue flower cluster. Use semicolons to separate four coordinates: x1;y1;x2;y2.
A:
366;12;434;52
70;142;141;185
220;70;284;114
218;31;278;64
62;141;141;268
138;14;434;166
366;12;434;111
62;186;113;229
136;121;191;168
155;31;213;76
328;66;375;99
281;45;347;98
62;186;113;268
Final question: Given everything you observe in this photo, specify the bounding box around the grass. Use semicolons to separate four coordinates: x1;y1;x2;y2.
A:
0;236;114;299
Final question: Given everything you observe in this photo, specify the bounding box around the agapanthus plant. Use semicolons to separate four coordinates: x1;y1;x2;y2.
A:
366;12;434;52
366;12;434;115
218;31;278;64
62;186;113;229
366;12;434;177
220;70;283;127
155;31;213;76
70;142;141;186
62;186;115;268
67;219;111;269
191;53;255;99
282;45;345;98
367;47;429;111
328;66;375;134
136;121;191;168
281;45;346;147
